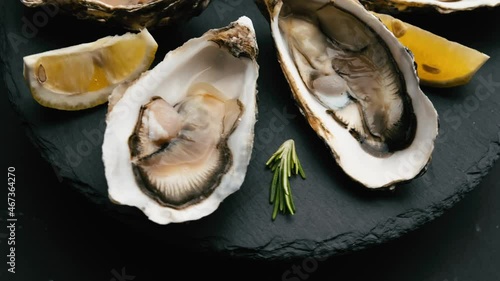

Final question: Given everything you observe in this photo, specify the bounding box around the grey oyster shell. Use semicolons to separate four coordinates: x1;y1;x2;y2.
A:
360;0;500;13
20;0;212;30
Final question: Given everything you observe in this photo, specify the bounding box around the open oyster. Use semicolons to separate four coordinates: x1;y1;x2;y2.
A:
20;0;212;30
258;0;439;189
102;16;259;224
360;0;500;13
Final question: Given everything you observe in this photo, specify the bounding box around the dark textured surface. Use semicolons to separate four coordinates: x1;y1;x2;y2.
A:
1;0;500;260
2;56;500;281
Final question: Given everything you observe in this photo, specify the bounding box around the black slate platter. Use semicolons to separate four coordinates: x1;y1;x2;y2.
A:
2;0;500;260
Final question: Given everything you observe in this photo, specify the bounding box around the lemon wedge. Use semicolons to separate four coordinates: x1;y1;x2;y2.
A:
374;13;489;88
23;29;158;110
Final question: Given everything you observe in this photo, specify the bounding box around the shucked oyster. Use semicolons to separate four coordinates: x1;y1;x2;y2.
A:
20;0;212;30
102;17;259;224
360;0;500;13
258;0;439;188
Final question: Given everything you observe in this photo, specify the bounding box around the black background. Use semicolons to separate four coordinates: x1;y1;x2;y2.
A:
2;89;500;280
2;0;500;280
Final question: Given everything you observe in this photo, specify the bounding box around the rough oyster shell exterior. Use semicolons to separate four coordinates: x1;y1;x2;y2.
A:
20;0;212;30
360;0;500;13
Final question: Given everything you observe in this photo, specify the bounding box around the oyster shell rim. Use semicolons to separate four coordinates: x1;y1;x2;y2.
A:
20;0;213;30
102;16;260;225
360;0;500;13
259;0;440;189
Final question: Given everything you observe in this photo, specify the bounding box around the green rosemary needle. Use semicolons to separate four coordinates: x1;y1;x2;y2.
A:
266;139;306;220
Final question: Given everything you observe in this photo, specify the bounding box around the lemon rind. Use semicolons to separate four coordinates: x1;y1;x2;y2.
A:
23;29;158;111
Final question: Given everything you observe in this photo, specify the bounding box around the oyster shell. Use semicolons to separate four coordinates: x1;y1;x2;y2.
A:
102;16;259;224
258;0;439;188
360;0;500;13
20;0;212;30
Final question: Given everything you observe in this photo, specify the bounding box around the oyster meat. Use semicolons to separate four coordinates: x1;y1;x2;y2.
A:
102;16;259;224
360;0;500;13
258;0;439;188
20;0;212;30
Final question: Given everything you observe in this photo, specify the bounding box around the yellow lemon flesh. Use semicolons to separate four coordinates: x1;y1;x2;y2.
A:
374;13;489;88
23;29;158;110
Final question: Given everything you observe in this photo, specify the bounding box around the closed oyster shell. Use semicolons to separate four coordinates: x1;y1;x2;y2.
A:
20;0;212;30
360;0;500;13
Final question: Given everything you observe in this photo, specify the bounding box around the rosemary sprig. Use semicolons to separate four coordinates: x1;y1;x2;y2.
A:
266;139;306;220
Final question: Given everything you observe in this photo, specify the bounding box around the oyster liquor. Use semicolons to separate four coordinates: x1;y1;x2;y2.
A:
7;166;16;274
